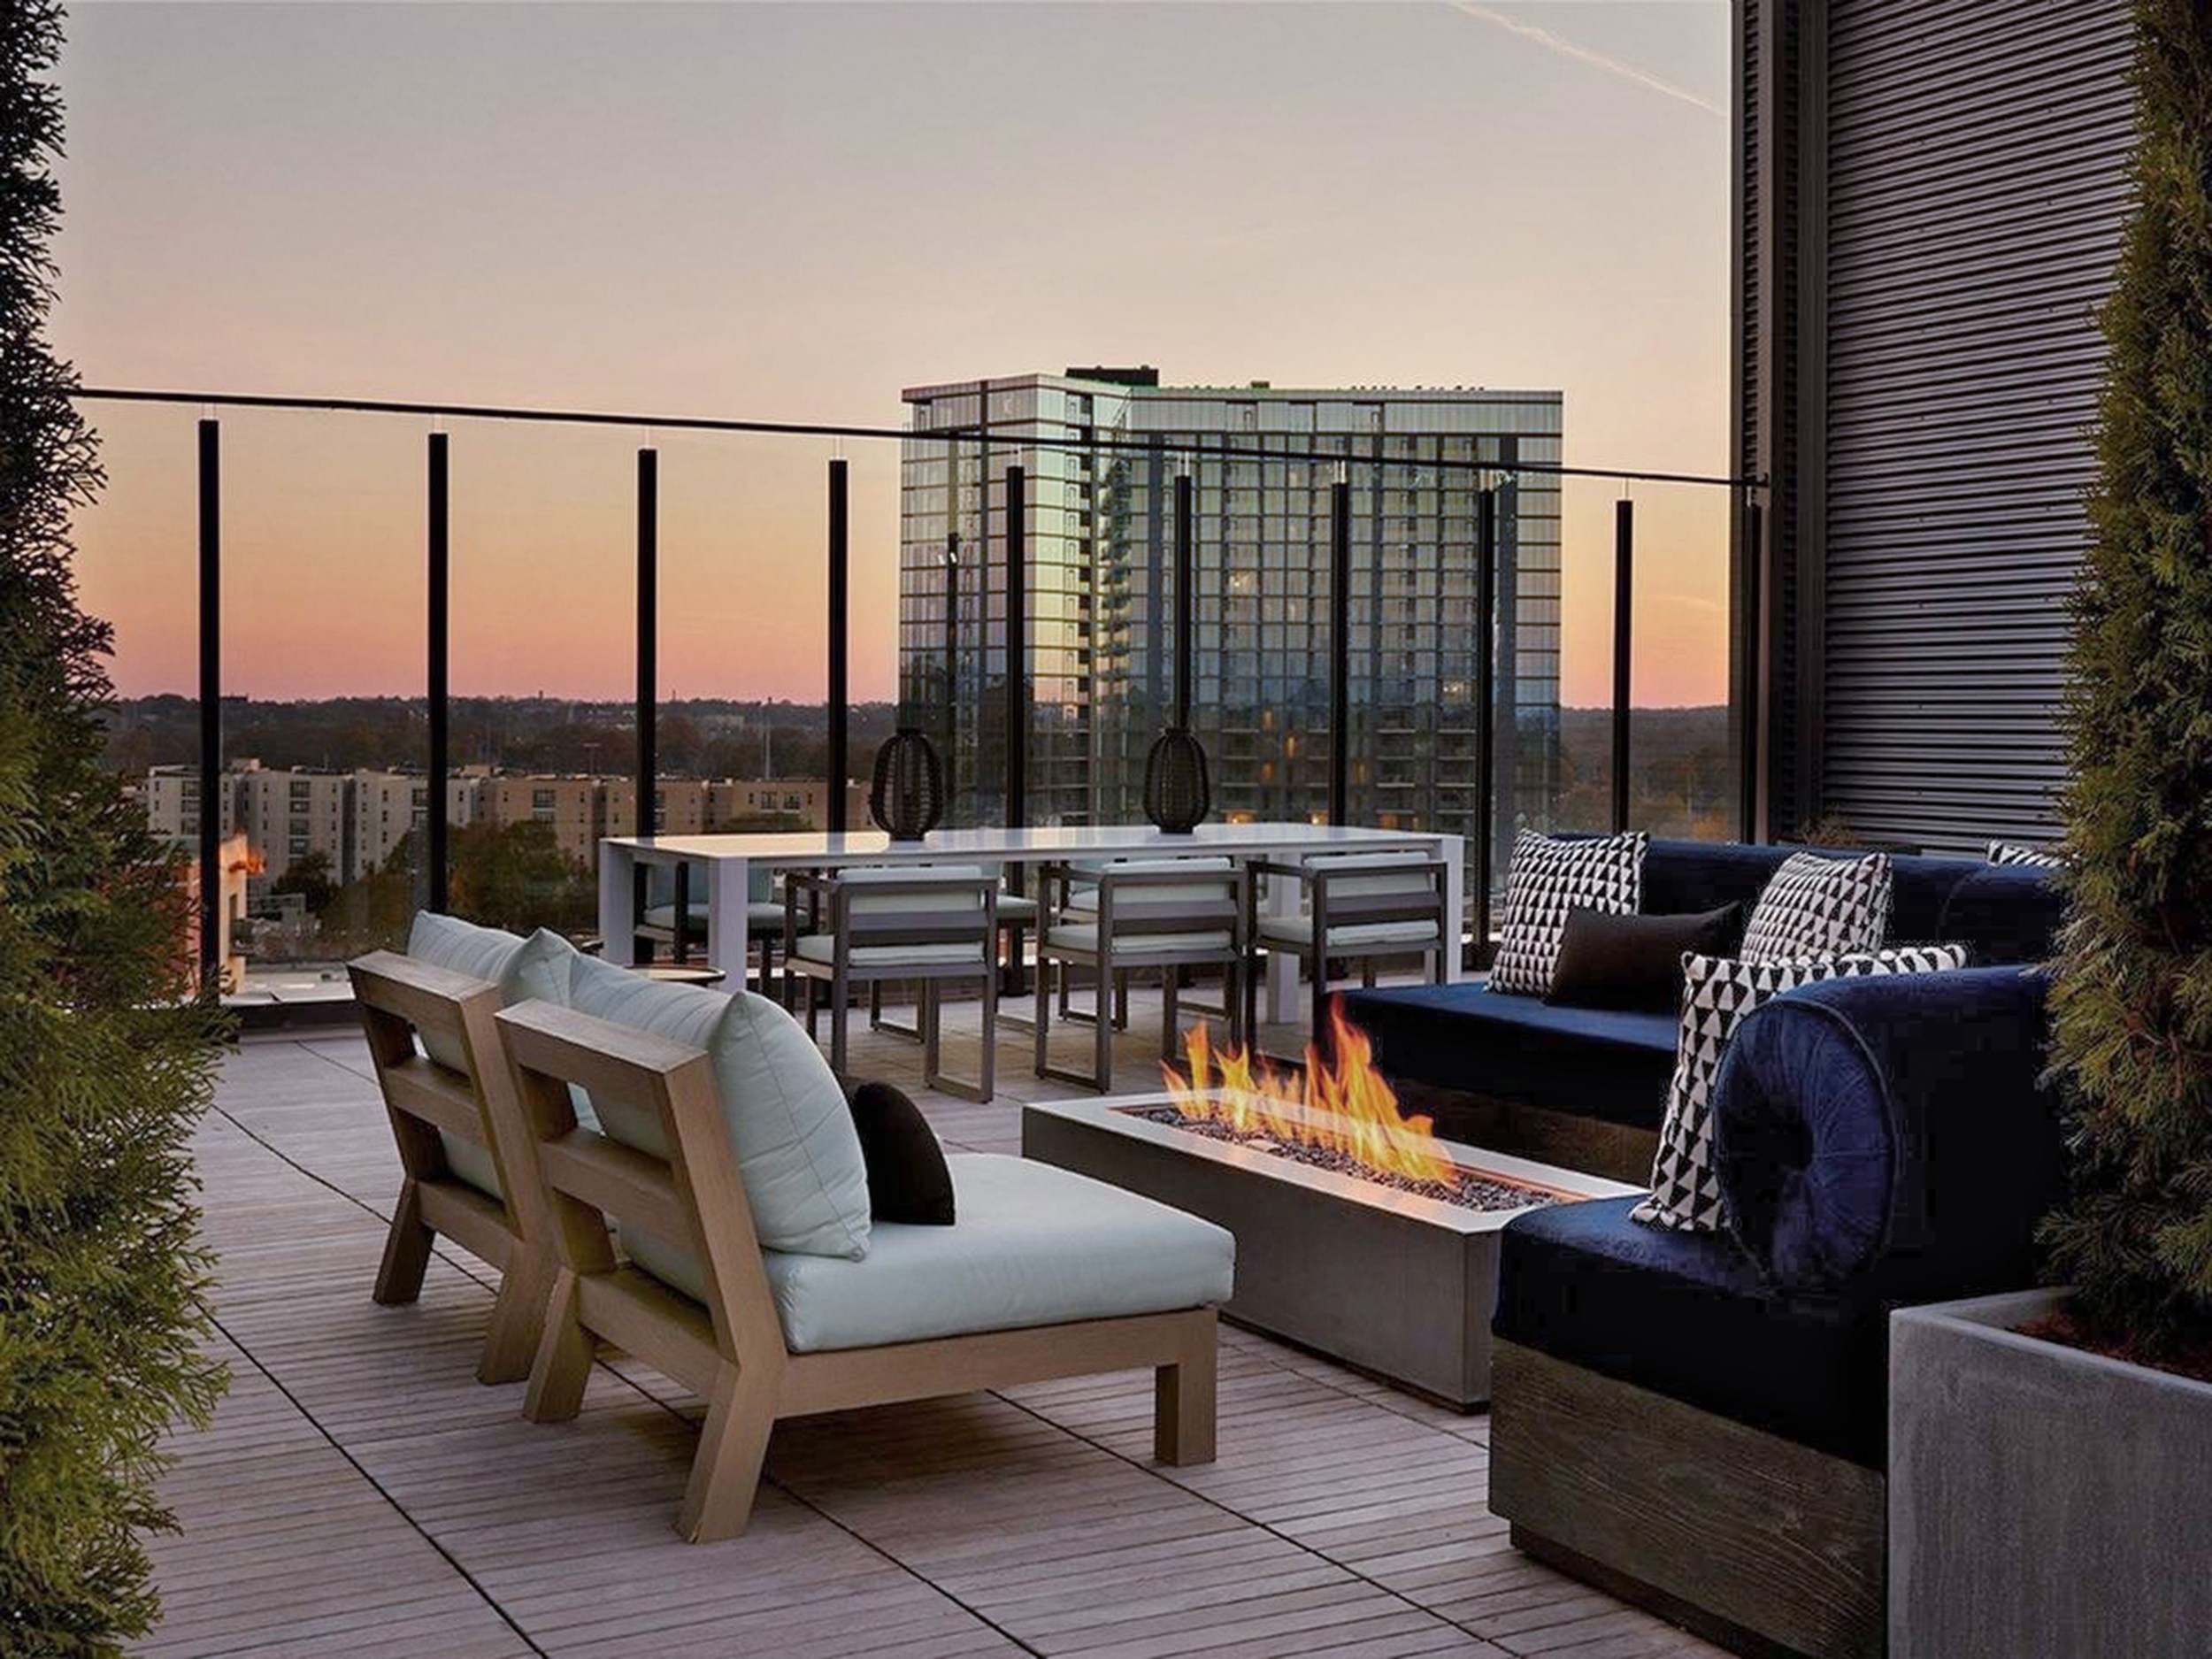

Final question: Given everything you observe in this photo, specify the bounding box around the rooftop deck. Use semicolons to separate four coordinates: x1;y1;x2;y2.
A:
148;997;1726;1659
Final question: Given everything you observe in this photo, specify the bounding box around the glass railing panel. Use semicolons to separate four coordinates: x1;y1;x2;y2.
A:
446;419;637;939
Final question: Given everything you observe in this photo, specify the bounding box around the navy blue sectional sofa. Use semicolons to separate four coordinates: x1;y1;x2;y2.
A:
1356;841;2067;1659
1340;839;2065;1181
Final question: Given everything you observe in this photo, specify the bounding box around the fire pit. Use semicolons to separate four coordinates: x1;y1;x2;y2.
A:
1021;1007;1640;1408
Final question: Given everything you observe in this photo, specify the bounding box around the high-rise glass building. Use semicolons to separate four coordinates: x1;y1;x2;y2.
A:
898;369;1563;863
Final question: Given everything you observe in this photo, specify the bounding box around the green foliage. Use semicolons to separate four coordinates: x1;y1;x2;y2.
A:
2043;0;2212;1361
449;819;596;934
269;848;335;915
0;3;227;1648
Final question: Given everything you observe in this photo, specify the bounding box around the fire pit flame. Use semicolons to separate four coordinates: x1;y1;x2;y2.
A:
1163;1002;1456;1187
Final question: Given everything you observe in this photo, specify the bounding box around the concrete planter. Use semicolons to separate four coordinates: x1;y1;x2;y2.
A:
1889;1288;2212;1658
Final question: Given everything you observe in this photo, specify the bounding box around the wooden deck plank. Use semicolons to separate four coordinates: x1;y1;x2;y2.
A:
129;1023;1728;1658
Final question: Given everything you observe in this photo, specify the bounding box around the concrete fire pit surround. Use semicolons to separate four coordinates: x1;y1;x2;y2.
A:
1020;1092;1640;1409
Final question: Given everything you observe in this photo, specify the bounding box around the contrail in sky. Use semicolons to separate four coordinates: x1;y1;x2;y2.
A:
1447;3;1726;119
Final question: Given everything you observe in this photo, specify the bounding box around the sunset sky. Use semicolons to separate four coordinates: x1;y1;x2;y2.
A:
53;1;1732;709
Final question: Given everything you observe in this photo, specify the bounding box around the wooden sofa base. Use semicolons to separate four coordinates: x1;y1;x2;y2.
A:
1391;1081;1659;1184
1488;1340;1884;1659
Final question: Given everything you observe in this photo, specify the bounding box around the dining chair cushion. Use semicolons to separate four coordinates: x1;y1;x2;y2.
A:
1257;916;1442;949
406;912;580;1195
749;1154;1234;1352
565;953;871;1262
642;900;787;936
1299;849;1441;896
1044;922;1237;958
792;936;990;969
837;864;989;915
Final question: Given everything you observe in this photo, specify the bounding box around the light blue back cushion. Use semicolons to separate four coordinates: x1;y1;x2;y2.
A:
403;913;583;1194
565;955;871;1275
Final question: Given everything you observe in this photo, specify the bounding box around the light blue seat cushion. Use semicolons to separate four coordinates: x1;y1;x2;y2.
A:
754;1155;1234;1352
404;911;580;1195
565;953;871;1262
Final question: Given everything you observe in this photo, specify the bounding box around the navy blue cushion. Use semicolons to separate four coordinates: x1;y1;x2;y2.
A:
1493;1195;1888;1465
1934;864;2065;964
1639;840;1801;918
1340;986;1678;1132
1713;966;2063;1297
1886;854;1981;944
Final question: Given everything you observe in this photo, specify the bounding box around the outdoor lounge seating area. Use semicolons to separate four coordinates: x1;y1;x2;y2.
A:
26;4;2212;1656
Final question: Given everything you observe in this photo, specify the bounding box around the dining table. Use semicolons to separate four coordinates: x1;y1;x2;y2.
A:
598;821;1467;1025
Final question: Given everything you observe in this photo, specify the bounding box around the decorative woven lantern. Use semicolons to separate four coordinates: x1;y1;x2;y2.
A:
1144;726;1211;834
869;727;944;841
1144;468;1213;834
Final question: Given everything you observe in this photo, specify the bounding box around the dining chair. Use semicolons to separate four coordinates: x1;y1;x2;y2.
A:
1033;856;1245;1092
782;864;999;1100
1243;850;1450;1053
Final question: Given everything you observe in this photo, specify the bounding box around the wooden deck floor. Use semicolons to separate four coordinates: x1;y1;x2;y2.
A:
144;995;1726;1659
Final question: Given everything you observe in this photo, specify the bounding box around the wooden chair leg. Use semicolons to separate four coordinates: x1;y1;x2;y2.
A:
1243;950;1260;1047
803;976;818;1040
1115;970;1130;1030
373;1180;434;1306
830;971;849;1077
1155;1312;1217;1466
678;1359;782;1544
476;1245;556;1386
1361;957;1379;989
523;1268;595;1424
1161;969;1180;1060
920;981;941;1079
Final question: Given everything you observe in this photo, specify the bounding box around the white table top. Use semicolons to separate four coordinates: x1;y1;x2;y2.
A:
603;822;1457;865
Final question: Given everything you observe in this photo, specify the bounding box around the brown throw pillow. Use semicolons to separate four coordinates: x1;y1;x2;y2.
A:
1544;904;1744;1014
844;1079;955;1225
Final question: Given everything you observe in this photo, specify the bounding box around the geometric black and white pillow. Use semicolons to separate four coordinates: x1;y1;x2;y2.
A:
1738;850;1893;964
1488;829;1647;996
1988;840;2065;870
1632;943;1970;1233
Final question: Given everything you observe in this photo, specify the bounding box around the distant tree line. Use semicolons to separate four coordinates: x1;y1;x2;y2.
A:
98;695;906;782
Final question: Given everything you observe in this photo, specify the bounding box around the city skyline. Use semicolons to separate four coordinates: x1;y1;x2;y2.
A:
53;2;1732;708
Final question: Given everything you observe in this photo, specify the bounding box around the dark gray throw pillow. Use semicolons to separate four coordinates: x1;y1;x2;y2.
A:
844;1079;956;1225
1544;904;1745;1013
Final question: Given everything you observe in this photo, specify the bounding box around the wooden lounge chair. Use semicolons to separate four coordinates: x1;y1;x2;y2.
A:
347;949;557;1386
488;997;1230;1542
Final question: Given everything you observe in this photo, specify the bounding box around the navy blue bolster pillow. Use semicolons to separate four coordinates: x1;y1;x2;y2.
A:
1710;966;2063;1296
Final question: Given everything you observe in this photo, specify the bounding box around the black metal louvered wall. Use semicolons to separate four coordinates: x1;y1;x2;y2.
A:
1822;0;2134;849
1737;0;2137;849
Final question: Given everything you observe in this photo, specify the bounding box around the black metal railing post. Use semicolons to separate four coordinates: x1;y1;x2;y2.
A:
827;457;849;833
1329;473;1352;825
633;445;657;953
1612;496;1633;834
1004;464;1026;827
196;417;221;988
1740;495;1763;842
1173;470;1195;725
426;431;449;913
1475;484;1497;965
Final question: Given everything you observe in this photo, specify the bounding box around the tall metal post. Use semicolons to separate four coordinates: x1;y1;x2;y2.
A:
635;446;658;832
1003;464;1026;827
633;447;658;955
1740;495;1764;842
1474;486;1498;964
827;457;849;833
196;418;221;988
1329;474;1353;825
426;432;450;913
1612;496;1634;834
1173;470;1195;725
